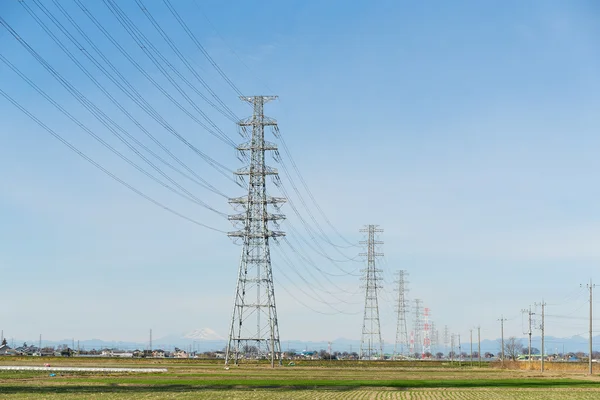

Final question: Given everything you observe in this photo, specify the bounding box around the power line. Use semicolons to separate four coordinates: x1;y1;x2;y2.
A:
16;2;232;198
0;50;224;216
74;0;237;148
271;242;361;308
134;0;240;120
41;0;238;192
162;0;244;97
0;16;226;216
191;0;274;94
0;87;224;232
275;126;358;249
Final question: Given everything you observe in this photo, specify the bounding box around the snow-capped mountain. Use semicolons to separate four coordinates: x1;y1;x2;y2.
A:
183;328;225;341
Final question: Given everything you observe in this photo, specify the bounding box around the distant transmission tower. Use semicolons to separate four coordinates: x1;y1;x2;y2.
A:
444;325;450;355
422;307;431;358
413;299;423;357
430;322;439;354
393;270;409;358
225;96;285;368
359;225;384;360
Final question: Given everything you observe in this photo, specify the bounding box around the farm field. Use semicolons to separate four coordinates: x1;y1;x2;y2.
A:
1;358;600;399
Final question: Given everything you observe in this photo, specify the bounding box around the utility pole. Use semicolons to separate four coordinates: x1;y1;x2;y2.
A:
522;306;533;369
393;270;409;359
39;334;41;354
477;326;481;367
226;96;284;368
581;279;596;375
498;316;507;365
534;301;546;373
359;225;384;360
470;329;473;366
458;334;462;366
149;329;152;354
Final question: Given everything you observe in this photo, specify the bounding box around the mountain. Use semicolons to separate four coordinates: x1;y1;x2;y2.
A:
183;328;225;341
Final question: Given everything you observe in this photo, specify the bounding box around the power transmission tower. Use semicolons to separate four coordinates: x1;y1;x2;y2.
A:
225;96;285;368
521;306;533;369
444;325;449;357
393;270;409;359
430;321;437;354
581;279;596;375
450;334;455;363
359;225;384;360
413;299;423;357
423;307;431;358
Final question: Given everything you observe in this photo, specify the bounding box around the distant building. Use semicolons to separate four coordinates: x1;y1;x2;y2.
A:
152;349;166;358
0;344;17;356
173;349;188;359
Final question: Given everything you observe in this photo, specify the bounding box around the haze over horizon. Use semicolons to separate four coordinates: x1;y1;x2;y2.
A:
1;0;600;349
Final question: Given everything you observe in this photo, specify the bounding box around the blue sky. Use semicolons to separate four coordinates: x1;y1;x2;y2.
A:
0;0;599;349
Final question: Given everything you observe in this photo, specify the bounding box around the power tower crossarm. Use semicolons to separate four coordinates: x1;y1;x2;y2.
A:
225;96;284;368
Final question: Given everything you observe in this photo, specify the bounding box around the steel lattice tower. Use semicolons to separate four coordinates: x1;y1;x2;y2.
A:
393;270;410;358
422;307;431;358
413;299;423;357
430;321;437;354
359;225;384;360
444;325;450;355
225;96;285;367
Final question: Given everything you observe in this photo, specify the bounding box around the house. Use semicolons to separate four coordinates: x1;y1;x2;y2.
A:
40;347;55;357
173;349;188;359
0;344;17;356
152;349;166;358
15;345;39;356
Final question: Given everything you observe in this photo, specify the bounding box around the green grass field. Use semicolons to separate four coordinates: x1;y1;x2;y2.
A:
2;357;600;399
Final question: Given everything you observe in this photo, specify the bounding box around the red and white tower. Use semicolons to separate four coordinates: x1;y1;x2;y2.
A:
422;307;431;358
